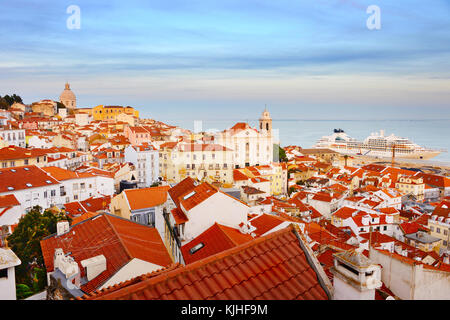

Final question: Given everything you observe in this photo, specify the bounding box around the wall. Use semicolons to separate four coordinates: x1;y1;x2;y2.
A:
182;192;248;242
369;247;450;300
0;267;17;300
99;258;165;290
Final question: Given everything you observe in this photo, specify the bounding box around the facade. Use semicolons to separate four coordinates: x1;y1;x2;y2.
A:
395;175;425;201
428;200;450;249
124;144;159;188
159;142;233;184
110;186;170;226
214;109;273;168
0;129;26;147
0;248;21;300
370;247;450;300
42;166;115;203
92;105;139;121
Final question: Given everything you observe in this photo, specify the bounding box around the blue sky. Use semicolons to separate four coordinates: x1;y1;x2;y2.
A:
0;0;449;121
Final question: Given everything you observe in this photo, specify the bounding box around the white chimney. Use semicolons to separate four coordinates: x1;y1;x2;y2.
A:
57;221;70;236
53;248;80;287
81;255;107;281
362;216;370;226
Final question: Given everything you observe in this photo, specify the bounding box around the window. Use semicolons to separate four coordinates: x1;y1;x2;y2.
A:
437;228;441;234
51;190;56;197
0;268;7;279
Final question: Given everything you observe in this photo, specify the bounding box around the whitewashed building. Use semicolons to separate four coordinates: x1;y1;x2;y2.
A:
124;144;159;188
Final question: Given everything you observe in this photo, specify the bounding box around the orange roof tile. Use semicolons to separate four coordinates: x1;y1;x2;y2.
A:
168;177;196;207
181;223;253;264
124;186;170;211
0;165;60;193
0;194;20;208
40;213;173;294
79;225;330;300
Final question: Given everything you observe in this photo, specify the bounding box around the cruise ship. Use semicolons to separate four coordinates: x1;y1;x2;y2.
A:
313;129;443;160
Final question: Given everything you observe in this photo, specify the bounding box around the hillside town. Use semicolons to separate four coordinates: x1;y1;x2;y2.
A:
0;84;449;301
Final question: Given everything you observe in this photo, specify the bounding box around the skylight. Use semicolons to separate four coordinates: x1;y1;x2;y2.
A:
7;187;14;191
183;191;196;200
26;183;33;187
189;242;204;255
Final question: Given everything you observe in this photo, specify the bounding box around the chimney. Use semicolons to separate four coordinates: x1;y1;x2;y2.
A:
57;221;70;236
81;255;107;281
444;255;449;265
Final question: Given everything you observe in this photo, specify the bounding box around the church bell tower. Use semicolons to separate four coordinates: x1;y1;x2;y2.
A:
259;106;272;136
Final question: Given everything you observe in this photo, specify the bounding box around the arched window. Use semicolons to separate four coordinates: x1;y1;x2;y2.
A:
266;123;269;130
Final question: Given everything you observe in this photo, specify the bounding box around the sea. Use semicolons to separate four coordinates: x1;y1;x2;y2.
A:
158;118;450;165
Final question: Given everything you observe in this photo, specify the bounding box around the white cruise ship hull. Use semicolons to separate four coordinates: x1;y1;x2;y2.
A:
322;147;441;160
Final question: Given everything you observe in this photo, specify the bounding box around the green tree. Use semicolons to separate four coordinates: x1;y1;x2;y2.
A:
12;94;23;104
16;284;33;300
275;144;287;162
7;206;71;298
0;97;9;110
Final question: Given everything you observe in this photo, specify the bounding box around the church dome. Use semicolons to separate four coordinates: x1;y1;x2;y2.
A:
59;82;76;108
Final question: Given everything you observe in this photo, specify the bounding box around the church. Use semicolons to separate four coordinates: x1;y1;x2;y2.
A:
59;82;76;109
215;108;273;168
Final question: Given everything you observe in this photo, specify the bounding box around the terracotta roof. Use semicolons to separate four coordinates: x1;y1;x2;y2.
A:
0;165;60;193
171;207;188;225
79;225;330;300
233;169;249;181
0;146;48;160
40;213;172;294
181;223;253;264
179;182;218;211
0;194;20;208
333;207;358;219
432;200;450;218
124;186;170;211
168;177;196;207
64;196;111;217
42;166;96;181
249;214;287;237
399;221;428;235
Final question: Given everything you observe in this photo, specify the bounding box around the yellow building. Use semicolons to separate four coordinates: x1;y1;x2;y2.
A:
159;142;234;185
92;105;139;121
395;175;424;201
0;146;49;168
243;163;286;196
428;200;450;249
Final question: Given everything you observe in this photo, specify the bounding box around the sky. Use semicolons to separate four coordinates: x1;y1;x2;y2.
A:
0;0;449;121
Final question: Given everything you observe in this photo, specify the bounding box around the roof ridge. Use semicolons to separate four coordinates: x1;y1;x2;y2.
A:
103;214;134;260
